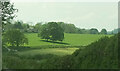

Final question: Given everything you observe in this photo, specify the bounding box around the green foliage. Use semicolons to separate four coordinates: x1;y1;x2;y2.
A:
57;22;77;33
68;34;118;69
39;22;64;41
76;28;91;34
1;1;18;29
3;20;111;35
57;22;102;34
34;22;42;33
38;24;50;40
13;21;23;29
22;23;30;32
2;33;118;69
2;52;61;69
90;28;99;34
3;29;28;47
4;24;14;32
100;29;107;34
3;20;31;33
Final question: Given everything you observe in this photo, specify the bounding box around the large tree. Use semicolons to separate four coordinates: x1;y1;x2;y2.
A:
38;24;50;41
38;22;64;41
3;29;28;47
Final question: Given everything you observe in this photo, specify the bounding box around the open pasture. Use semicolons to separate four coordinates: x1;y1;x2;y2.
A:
25;33;112;47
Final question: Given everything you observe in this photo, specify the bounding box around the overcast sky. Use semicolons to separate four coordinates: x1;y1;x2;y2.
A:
11;0;118;31
11;0;119;2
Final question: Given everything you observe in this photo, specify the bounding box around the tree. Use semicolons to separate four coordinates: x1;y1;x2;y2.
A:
57;22;78;33
90;28;99;34
100;29;107;34
1;1;18;30
4;23;14;32
34;22;42;33
3;29;28;47
38;22;64;41
13;21;23;29
22;23;30;32
65;24;77;33
38;24;50;41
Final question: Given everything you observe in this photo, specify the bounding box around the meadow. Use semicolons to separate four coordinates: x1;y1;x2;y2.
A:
25;33;111;47
18;48;78;56
17;33;112;56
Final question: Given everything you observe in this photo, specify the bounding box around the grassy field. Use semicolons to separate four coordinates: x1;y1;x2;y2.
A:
25;33;112;47
16;33;112;56
17;48;79;56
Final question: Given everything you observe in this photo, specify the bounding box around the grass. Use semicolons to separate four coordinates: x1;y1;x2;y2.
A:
3;33;113;59
25;33;112;47
17;48;79;56
17;33;112;56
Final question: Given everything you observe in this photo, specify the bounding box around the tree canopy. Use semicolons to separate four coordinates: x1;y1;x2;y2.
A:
90;28;99;34
38;22;64;41
1;1;18;29
34;22;42;33
13;21;23;29
100;29;107;34
3;29;28;47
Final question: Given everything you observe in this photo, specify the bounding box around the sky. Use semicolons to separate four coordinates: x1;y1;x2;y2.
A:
10;0;118;31
11;0;119;2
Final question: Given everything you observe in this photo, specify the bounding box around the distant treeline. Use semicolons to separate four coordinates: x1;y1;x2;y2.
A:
4;21;120;34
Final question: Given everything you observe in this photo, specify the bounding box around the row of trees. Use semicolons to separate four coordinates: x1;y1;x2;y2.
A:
4;21;108;34
107;28;120;34
3;21;43;33
57;22;107;34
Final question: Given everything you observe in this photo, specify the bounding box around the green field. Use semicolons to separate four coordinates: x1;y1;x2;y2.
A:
16;33;112;56
18;48;78;56
25;33;111;47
